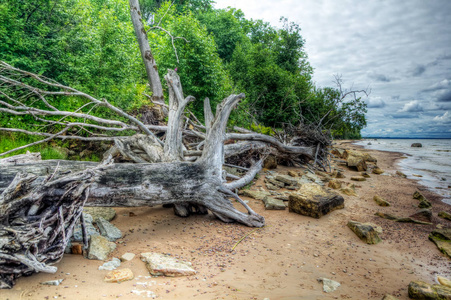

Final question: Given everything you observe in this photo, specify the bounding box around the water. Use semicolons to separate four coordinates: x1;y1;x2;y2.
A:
354;139;451;205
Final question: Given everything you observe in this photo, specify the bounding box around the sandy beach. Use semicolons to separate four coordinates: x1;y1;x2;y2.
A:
2;142;450;300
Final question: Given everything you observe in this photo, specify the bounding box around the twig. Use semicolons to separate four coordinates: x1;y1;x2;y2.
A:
231;226;267;251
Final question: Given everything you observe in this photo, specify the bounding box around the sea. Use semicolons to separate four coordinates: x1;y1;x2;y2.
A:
354;138;451;205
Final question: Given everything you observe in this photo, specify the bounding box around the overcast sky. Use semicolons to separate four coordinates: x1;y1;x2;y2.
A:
214;0;451;138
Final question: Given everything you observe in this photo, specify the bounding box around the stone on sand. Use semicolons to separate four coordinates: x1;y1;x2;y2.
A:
98;258;121;270
381;295;399;300
438;211;451;221
263;196;286;210
239;190;271;200
104;268;134;283
429;229;451;258
437;276;451;288
408;281;451;299
328;180;342;190
409;208;432;223
87;235;116;261
96;217;122;241
83;207;116;222
317;277;340;293
347;220;382;244
351;176;366;181
121;253;136;262
374;195;390;207
372;167;384;175
340;184;357;196
141;252;196;277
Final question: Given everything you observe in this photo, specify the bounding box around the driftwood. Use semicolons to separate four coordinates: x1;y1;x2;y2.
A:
0;160;111;289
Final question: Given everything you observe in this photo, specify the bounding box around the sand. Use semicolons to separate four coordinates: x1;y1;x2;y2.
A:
2;142;450;300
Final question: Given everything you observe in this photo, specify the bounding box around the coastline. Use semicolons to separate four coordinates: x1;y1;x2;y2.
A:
2;145;450;300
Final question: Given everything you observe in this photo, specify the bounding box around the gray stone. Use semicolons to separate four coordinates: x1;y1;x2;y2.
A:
409;209;432;223
289;183;344;218
275;174;299;186
265;182;279;190
265;176;285;188
408;281;451;299
87;235;116;261
41;279;63;286
438;211;451;221
83;207;116;222
411;143;423;147
304;173;325;185
263;196;286;210
96;217;122;241
317;277;340;293
239;189;271;200
72;213;99;242
374;195;390;207
99;258;121;270
141;252;196;277
347;221;382;244
121;253;136;262
429;229;451;259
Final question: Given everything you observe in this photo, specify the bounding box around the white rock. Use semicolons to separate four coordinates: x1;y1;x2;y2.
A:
99;258;121;270
121;253;136;262
41;279;63;286
317;277;341;293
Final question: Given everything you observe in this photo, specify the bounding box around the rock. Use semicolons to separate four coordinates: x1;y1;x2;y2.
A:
438;276;451;288
361;172;371;178
375;212;432;225
408;281;451;299
99;258;121;270
374;195;390;206
347;220;382;244
288;170;298;177
347;155;367;171
265;176;285;188
275;174;299;186
87;235;116;261
429;229;451;258
263;155;277;169
331;148;346;158
304;173;325;185
381;295;399;300
351;176;366;181
411;143;423;147
396;171;407;178
372;167;385;175
41;279;63;286
224;166;241;177
331;169;346;178
288;183;344;218
71;243;83;255
343;150;377;163
96;217;122;241
263;196;286;210
367;142;372;145
409;209;433;223
340;184;357;196
83;207;116;222
121;253;135;262
317;277;341;293
141;252;196;277
265;182;279;190
240;189;271;200
414;191;432;208
104;268;134;283
438;211;451;221
72;213;99;242
328;180;342;190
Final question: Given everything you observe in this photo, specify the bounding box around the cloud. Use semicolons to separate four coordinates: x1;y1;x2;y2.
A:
437;89;451;102
399;100;424;112
422;79;450;92
433;111;450;122
366;97;386;108
390;113;418;119
411;64;426;77
367;71;391;82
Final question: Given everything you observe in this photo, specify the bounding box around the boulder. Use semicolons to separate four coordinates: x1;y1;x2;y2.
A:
372;167;385;175
328;180;342;190
83;207;116;222
438;211;451;221
141;252;196;277
438;276;451;288
87;235;116;261
104;268;134;283
275;174;299;186
263;196;286;210
347;155;367;171
374;195;390;207
288;183;344;218
96;217;122;241
263;155;277;169
343;150;377;163
347;221;382;244
240;189;271;200
408;281;451;299
429;229;451;258
317;277;340;293
340;184;357;196
411;143;423;148
409;209;432;223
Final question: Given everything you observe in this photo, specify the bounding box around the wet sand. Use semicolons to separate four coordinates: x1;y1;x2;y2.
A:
3;142;451;300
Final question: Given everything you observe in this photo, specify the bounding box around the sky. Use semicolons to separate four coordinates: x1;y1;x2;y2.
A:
213;0;451;138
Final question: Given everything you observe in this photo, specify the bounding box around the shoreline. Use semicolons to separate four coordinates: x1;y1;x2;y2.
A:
2;145;451;300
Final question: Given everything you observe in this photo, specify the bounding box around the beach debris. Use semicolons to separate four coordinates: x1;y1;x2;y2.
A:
289;183;344;218
413;191;432;208
438;211;451;221
317;277;341;293
437;276;451;288
141;252;196;277
104;268;134;283
372;167;384;175
396;171;407;178
40;279;63;286
72;213;99;242
99;258;121;270
409;209;432;223
375;212;432;225
351;176;366;181
239;189;271;200
263;196;286;210
121;253;136;262
340;183;357;196
382;295;399;300
347;220;382;244
408;281;451;299
346;155;367;171
131;289;157;298
411;143;423;147
83;207;116;222
87;235;117;261
328;180;342;189
96;217;122;242
374;195;390;207
428;229;451;258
